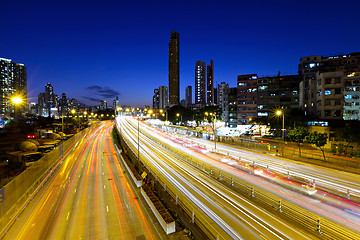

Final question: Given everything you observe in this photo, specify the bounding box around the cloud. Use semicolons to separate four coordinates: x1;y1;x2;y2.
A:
82;96;101;102
85;86;120;98
86;86;102;90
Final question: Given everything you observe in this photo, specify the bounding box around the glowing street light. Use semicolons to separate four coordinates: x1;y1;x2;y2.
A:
11;97;22;104
276;109;285;141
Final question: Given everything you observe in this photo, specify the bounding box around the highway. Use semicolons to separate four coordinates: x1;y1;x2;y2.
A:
3;121;159;240
118;116;320;240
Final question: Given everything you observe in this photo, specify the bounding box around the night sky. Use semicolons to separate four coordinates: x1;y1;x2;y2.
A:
1;0;359;107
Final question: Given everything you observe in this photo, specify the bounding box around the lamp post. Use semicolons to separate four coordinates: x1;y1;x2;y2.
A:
205;112;217;150
176;113;182;125
11;96;22;131
276;110;285;141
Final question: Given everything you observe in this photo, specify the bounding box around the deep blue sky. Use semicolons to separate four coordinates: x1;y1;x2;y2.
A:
1;0;360;107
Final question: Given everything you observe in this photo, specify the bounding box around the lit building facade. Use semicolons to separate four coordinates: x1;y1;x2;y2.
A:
343;72;360;120
153;88;160;109
257;74;302;117
207;60;214;104
159;86;168;109
195;60;206;105
298;52;360;118
168;30;180;106
237;74;258;124
0;58;27;116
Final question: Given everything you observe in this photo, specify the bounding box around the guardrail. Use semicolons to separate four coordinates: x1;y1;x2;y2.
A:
118;120;360;240
115;121;226;240
0;126;95;237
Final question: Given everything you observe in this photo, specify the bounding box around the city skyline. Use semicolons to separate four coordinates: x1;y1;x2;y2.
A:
1;1;360;107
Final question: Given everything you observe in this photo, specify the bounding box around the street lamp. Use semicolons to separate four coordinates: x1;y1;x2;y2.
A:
276;110;285;141
176;113;182;125
205;112;217;150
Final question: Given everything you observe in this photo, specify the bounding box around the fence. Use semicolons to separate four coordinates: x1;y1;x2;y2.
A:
117;121;360;240
0;126;95;237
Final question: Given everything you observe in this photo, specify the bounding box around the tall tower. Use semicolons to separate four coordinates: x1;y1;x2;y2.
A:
159;86;168;109
195;60;206;105
185;86;192;107
0;58;27;116
168;30;180;106
207;60;214;104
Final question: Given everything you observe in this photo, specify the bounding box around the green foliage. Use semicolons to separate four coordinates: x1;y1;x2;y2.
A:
287;126;308;143
335;124;360;154
304;131;328;161
287;126;308;157
304;131;327;148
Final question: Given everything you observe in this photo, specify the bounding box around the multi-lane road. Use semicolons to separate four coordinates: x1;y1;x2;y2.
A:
118;116;360;239
118;116;327;239
3;121;160;240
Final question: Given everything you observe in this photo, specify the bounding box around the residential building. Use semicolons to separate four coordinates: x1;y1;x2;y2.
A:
218;82;229;109
153;88;160;109
99;100;107;110
0;58;27;116
221;87;237;127
343;72;360;120
315;71;345;120
257;74;302;117
185;85;192;107
159;86;168;109
237;74;258;124
195;60;206;105
38;83;59;117
298;52;360;118
207;60;214;104
168;30;180;106
113;96;119;109
213;88;218;105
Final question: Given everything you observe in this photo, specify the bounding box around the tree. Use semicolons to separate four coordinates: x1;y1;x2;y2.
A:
287;126;308;157
335;124;360;155
304;131;328;161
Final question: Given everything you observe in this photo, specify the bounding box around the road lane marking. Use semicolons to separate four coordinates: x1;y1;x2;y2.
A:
74;189;77;193
104;185;106;189
66;212;70;220
106;206;109;212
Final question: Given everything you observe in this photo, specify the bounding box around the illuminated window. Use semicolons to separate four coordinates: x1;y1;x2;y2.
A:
324;89;331;95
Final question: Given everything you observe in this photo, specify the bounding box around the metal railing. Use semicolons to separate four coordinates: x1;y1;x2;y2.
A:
119;121;360;240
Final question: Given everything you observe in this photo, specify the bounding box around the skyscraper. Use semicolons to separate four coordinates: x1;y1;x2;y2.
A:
185;85;192;107
159;86;168;109
168;30;180;106
0;58;27;116
195;60;206;105
153;88;160;109
113;96;119;109
207;60;214;104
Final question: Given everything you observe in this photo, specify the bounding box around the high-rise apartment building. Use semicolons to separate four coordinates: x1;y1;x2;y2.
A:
0;58;27;116
99;100;107;110
168;30;180;106
218;82;229;109
298;52;360;118
159;86;168;109
195;60;207;105
237;74;258;124
343;72;360;120
257;74;302;117
207;60;214;104
185;86;192;107
113;96;119;109
153;88;160;109
38;83;58;117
